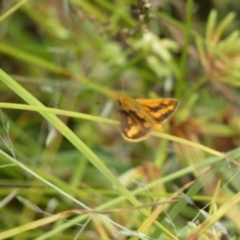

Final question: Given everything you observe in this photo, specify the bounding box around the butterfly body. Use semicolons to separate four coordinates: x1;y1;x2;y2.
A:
116;94;179;142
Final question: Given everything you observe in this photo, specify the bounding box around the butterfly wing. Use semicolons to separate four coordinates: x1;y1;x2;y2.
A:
116;95;179;141
135;98;179;123
118;109;153;142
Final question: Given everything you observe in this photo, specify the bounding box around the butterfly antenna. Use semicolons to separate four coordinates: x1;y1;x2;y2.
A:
120;76;125;95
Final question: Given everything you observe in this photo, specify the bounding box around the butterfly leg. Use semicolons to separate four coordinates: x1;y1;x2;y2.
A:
154;124;164;132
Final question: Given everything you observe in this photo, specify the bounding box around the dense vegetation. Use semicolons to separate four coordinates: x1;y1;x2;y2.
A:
0;0;240;239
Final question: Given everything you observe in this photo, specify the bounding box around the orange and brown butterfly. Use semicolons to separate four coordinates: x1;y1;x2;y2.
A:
115;94;179;142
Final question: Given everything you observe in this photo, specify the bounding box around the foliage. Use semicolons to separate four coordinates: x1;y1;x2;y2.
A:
0;0;240;239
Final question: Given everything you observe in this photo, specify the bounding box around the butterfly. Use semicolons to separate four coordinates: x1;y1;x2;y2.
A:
116;94;179;142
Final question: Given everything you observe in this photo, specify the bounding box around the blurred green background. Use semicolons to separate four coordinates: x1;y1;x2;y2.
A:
0;0;240;239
